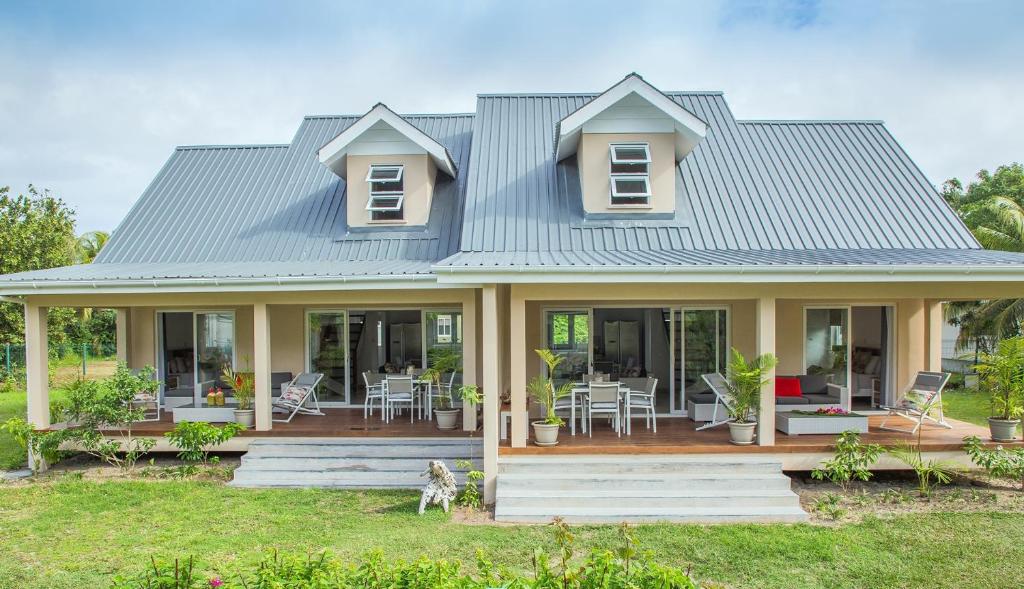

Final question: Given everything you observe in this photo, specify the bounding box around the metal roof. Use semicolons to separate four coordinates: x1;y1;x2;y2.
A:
454;93;979;262
93;113;473;270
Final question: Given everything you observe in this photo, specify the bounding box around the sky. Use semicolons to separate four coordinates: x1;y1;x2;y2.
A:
0;0;1022;233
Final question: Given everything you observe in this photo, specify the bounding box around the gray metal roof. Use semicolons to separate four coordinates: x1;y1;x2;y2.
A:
453;93;979;265
93;113;473;270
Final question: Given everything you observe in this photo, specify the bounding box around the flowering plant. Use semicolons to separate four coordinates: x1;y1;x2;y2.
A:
816;407;849;416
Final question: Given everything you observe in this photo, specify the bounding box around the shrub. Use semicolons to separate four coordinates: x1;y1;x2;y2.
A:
963;435;1024;491
109;523;702;588
453;459;483;509
811;430;883;490
165;421;244;465
888;430;962;497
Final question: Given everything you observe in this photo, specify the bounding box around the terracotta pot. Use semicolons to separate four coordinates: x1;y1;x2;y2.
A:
532;421;560;446
233;409;255;429
728;421;757;445
988;418;1020;442
434;409;460;430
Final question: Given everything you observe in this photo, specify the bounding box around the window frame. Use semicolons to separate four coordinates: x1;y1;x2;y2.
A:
365;164;406;220
436;314;453;343
607;142;652;207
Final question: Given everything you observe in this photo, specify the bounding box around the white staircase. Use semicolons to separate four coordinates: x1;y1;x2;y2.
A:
230;438;483;489
495;454;808;523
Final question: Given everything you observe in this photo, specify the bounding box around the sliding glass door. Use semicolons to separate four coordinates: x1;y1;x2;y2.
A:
157;310;235;406
308;311;348;403
804;307;850;387
195;312;235;395
545;310;591;383
673;308;728;414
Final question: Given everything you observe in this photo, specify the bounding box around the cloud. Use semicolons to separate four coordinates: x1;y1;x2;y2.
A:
0;0;1021;232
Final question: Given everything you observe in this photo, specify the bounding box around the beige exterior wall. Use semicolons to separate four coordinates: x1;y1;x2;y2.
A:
578;132;675;215
270;305;305;375
346;153;435;227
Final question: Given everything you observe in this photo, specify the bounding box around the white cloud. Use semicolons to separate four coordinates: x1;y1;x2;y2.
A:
0;0;1021;232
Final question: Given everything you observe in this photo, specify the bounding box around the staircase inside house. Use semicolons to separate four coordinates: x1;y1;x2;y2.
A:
495;454;807;523
230;438;483;488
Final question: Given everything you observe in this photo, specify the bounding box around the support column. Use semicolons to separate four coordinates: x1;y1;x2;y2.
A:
509;287;527;447
481;285;500;503
926;300;943;372
898;299;926;387
756;297;776;446
461;290;478;432
25;303;49;430
253;303;273;431
115;308;130;365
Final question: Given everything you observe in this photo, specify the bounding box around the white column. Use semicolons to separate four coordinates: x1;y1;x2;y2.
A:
756;297;776;446
115;308;130;365
926;300;943;373
481;285;500;504
25;303;49;430
509;288;527;447
461;290;478;432
253;303;273;431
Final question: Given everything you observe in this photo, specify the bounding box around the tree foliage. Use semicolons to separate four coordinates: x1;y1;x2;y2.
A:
943;164;1024;349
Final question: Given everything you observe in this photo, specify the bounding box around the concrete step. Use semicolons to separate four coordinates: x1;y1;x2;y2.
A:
496;491;800;510
496;472;795;492
239;457;477;472
498;455;782;475
230;469;469;488
493;506;809;524
244;444;480;460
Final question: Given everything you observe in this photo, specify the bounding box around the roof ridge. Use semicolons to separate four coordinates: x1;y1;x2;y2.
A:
175;144;289;151
737;119;885;125
478;91;724;98
303;112;475;121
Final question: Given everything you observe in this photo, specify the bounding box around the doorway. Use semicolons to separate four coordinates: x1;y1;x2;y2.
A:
802;305;894;410
157;310;236;407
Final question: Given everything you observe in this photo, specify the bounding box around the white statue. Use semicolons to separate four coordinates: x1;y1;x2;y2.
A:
418;460;458;514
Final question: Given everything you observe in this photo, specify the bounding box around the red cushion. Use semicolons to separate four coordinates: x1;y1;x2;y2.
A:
775;377;803;397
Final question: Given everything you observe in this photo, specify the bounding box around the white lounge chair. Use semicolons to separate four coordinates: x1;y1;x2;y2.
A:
586;382;622;437
696;373;736;431
879;371;952;434
272;372;325;423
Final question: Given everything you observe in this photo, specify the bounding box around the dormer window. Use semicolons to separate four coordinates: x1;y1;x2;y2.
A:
609;143;651;206
366;164;405;221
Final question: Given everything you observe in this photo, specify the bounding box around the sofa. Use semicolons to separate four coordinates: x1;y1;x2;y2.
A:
686;373;850;422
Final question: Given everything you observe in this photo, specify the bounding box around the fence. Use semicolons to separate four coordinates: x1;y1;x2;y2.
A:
1;342;119;384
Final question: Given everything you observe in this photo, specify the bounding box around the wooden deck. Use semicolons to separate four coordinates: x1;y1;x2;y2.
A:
499;415;1018;454
125;408;463;438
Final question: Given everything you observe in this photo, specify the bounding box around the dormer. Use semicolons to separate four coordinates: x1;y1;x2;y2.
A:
318;104;457;227
555;74;708;217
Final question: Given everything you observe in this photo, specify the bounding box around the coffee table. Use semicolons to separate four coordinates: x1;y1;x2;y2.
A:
172;400;238;423
776;411;869;436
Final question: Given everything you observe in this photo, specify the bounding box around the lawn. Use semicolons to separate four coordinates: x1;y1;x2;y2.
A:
942;387;991;427
0;480;1022;588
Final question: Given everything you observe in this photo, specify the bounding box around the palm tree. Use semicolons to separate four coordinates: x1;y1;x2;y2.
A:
74;230;110;264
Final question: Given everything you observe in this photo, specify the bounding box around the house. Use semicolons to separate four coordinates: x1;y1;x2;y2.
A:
3;74;1023;522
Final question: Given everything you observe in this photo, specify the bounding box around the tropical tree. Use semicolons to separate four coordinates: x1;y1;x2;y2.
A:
943;164;1024;349
74;230;110;264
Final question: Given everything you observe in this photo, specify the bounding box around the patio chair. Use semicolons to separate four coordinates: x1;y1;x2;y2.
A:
622;377;658;435
696;373;736;431
272;372;325;423
362;371;385;419
586;382;622;437
879;371;952;434
385;375;416;424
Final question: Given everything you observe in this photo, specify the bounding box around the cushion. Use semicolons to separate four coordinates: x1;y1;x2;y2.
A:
688;392;718;404
804;393;839;404
776;396;810;405
279;386;307;404
864;356;880;375
775;377;802;397
798;374;830;395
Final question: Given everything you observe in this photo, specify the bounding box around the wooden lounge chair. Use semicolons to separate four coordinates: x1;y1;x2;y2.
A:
272;372;325;423
879;371;951;434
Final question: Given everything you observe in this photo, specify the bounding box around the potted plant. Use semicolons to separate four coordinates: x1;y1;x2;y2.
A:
222;360;255;429
423;348;463;430
724;348;778;445
973;336;1024;442
526;349;573;446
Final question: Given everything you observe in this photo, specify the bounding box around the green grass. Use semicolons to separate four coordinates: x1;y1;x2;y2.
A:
0;389;68;470
0;480;1023;588
943;387;992;427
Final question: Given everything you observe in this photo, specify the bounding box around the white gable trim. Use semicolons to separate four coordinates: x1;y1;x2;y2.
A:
555;74;709;162
318;103;458;179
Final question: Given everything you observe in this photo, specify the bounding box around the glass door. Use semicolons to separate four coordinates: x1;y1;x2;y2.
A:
676;308;728;415
194;311;235;402
545;309;591;384
308;311;348;403
804;307;850;387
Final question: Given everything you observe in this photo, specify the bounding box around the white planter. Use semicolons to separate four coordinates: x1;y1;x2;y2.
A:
989;418;1020;442
728;421;757;445
434;409;460;430
532;421;561;446
233;409;255;429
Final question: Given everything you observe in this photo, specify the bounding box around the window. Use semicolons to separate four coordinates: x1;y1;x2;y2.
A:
608;143;651;206
436;314;452;343
366;164;405;221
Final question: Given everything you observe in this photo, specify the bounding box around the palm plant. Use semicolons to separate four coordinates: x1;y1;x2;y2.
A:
724;348;778;424
422;348;462;410
527;349;573;426
74;230;110;264
888;429;963;497
973;336;1024;421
